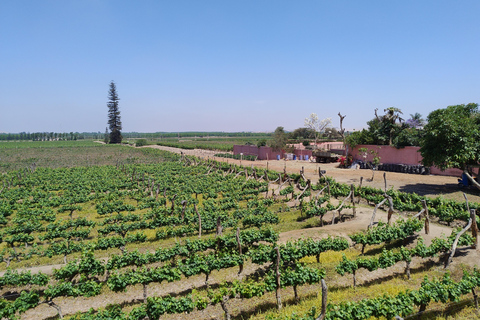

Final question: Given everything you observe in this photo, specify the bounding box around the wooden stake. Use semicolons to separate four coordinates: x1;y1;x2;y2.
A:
195;203;202;238
369;198;388;229
275;247;282;310
445;209;474;268
315;279;328;320
471;209;478;250
350;184;356;217
236;227;243;275
421;200;430;235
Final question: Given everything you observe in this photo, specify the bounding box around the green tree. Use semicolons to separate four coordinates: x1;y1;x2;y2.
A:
107;81;122;144
257;139;267;147
346;108;417;148
270;126;287;151
393;127;423;148
376;107;404;145
288;127;315;140
420;103;480;189
104;127;109;144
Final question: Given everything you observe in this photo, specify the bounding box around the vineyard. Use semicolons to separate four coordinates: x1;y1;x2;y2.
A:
1;144;480;320
154;136;272;152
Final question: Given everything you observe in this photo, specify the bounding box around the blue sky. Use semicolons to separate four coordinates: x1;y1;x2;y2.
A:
1;1;479;133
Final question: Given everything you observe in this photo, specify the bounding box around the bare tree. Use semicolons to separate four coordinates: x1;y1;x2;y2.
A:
304;113;332;148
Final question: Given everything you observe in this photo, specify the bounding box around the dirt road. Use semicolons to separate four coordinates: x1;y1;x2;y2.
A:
147;145;480;203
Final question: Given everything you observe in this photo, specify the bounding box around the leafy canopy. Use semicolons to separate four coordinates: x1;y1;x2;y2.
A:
346;108;423;148
420;103;480;170
270;126;287;151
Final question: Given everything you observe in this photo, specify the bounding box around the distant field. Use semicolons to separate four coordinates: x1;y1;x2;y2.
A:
0;140;99;149
153;136;271;151
0;140;177;172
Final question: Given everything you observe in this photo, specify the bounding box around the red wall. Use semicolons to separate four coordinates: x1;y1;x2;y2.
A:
351;145;422;165
351;145;477;177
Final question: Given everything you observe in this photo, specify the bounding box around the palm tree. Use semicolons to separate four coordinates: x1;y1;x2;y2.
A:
382;107;403;145
407;112;425;129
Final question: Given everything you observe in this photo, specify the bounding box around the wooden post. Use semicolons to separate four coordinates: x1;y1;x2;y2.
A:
386;196;394;225
315;279;328;320
350;184;356;217
406;260;411;280
143;281;148;303
472;209;478;250
236;227;243;274
47;301;63;319
369;198;387;229
445;210;473;268
383;172;387;193
195;203;202;238
170;194;177;214
334;188;353;223
275;247;282;310
163;187;167;207
421;200;430;235
216;217;223;237
472;288;478;309
464;192;471;212
220;296;231;320
181;200;187;221
464;194;477;249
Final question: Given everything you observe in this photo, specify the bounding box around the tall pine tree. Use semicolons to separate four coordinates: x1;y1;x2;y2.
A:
107;81;122;144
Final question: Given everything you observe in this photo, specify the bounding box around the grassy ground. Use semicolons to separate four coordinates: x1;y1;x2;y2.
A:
0;141;177;172
152;136;272;151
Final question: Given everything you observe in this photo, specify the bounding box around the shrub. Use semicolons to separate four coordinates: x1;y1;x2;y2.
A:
135;139;148;147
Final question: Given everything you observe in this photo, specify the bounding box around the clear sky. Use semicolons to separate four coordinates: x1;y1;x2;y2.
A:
1;1;479;133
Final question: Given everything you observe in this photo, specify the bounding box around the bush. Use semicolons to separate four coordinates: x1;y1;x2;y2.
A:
257;139;267;147
135;139;148;147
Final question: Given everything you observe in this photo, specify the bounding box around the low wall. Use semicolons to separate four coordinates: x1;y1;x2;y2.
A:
351;145;477;177
232;145;259;157
351;145;422;166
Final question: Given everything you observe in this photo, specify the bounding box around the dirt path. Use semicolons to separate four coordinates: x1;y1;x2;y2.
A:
147;145;480;203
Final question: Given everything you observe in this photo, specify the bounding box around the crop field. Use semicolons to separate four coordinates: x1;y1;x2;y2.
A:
1;142;480;320
153;136;272;152
0;141;178;173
